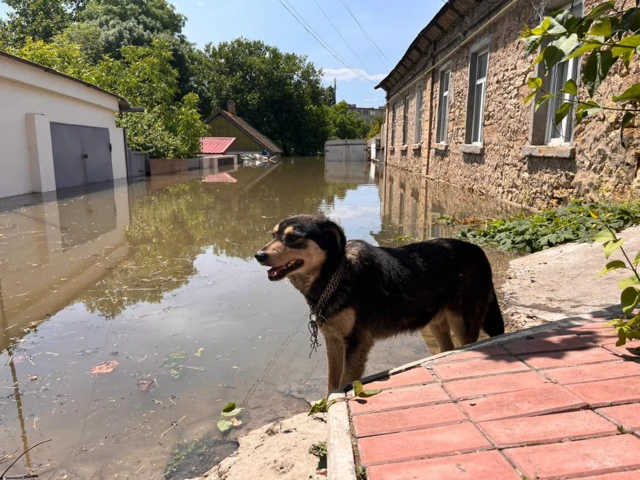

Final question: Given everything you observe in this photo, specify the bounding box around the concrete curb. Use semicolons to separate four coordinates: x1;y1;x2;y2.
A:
325;316;605;479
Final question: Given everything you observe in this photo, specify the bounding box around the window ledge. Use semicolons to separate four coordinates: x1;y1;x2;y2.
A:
522;145;575;159
434;143;449;153
412;143;422;150
400;145;408;152
460;144;484;155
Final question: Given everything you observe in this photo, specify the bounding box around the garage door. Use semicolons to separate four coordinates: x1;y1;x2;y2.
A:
50;123;113;189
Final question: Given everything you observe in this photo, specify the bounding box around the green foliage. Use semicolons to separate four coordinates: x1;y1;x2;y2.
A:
367;115;384;139
217;402;242;432
308;398;336;415
327;101;370;140
590;210;640;348
352;380;380;398
521;2;639;137
0;0;78;47
460;201;640;253
309;441;327;459
10;38;96;80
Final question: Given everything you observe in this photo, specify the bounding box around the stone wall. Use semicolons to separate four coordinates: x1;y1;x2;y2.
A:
384;0;639;209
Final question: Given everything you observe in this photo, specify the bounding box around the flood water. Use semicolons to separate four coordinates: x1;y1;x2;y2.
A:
0;158;521;479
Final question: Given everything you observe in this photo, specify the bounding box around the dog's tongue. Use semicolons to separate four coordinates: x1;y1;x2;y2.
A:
267;265;285;278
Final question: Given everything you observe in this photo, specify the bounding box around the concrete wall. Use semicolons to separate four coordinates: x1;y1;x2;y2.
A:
384;0;639;209
0;55;126;198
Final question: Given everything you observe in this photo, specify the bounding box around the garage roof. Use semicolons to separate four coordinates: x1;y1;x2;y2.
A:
200;137;236;155
0;51;131;111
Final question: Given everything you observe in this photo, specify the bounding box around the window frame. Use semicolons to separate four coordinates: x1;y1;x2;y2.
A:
391;103;397;147
468;48;489;146
415;84;425;144
436;68;451;144
402;95;410;146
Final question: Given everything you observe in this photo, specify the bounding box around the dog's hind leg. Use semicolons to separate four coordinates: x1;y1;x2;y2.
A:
325;336;345;394
428;311;455;352
449;310;481;346
339;334;374;389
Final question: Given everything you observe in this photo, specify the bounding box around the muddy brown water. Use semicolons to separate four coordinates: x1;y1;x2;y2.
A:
0;158;522;479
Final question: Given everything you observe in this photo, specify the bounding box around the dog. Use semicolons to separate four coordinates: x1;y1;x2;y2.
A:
255;214;504;393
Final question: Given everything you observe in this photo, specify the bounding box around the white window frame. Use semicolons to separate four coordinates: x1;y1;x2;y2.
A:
436;68;451;144
469;48;489;145
402;95;409;146
415;84;425;144
391;103;397;147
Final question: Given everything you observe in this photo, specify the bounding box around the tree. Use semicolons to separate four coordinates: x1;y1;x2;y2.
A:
327;101;369;140
198;38;333;155
11;38;95;79
367;115;384;139
521;1;640;141
0;0;77;47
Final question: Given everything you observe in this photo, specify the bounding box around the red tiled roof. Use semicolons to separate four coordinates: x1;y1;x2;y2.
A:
200;137;236;154
204;110;283;154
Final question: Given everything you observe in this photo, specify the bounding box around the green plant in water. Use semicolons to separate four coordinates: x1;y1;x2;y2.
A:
217;402;243;432
591;210;640;347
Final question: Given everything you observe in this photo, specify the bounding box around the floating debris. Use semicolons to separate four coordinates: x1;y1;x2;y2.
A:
90;360;119;374
203;173;237;183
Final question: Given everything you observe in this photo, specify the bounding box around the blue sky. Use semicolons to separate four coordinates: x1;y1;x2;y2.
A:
1;0;442;107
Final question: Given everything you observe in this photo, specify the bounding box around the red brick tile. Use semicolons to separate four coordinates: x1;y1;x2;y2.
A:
566;376;640;407
367;450;520;480
602;341;640;358
364;367;434;391
349;383;450;415
444;371;550;400
598;404;640;430
353;402;466;437
432;356;529;381
479;410;617;448
357;422;491;467
578;471;640;480
503;335;589;355
429;345;510;364
459;384;587;422
566;323;618;336
543;361;640;385
519;347;618;369
505;434;640;479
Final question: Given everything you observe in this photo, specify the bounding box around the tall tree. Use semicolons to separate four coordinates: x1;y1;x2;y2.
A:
0;0;77;47
327;101;370;140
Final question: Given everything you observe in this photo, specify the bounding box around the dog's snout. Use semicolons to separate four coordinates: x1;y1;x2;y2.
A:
255;251;268;264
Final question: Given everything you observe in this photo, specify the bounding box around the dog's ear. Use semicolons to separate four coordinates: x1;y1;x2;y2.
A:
321;219;346;252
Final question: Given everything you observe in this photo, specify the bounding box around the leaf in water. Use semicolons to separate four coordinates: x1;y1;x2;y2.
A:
137;378;155;391
603;238;624;259
221;407;243;417
222;402;237;413
194;347;204;357
229;417;242;427
163;352;187;366
169;368;181;378
217;419;233;432
91;360;119;375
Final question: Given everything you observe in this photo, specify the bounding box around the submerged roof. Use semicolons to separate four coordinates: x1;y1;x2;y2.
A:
0;50;131;111
200;137;236;155
205;109;283;154
375;0;481;94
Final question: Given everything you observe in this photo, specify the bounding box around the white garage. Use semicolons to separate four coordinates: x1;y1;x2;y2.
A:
0;51;130;199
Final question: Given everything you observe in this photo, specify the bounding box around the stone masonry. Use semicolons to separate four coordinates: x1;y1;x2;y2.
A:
380;0;640;209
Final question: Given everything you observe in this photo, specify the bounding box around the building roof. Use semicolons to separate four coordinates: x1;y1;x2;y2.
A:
205;109;283;154
375;0;480;94
0;50;131;111
200;137;236;155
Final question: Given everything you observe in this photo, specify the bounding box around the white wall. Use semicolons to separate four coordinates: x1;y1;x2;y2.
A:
0;55;126;198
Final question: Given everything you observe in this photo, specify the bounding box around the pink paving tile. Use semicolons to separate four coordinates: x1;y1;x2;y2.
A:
519;346;618;369
602;341;640;357
364;367;434;391
598;403;640;430
444;370;551;400
543;361;640;385
479;410;617;448
349;383;450;415
353;402;466;437
505;434;640;479
431;355;529;381
503;334;590;355
429;345;509;364
459;384;587;422
577;471;640;480
566;376;640;407
357;422;491;467
367;450;520;480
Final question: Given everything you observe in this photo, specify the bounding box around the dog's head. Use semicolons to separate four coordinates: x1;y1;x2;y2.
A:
255;214;346;282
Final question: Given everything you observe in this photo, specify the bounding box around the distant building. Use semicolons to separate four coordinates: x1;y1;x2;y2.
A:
205;100;282;156
347;104;385;122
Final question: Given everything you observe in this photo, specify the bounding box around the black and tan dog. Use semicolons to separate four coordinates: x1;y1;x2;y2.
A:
255;214;504;393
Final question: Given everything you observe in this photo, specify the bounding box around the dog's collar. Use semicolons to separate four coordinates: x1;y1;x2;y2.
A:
306;257;347;356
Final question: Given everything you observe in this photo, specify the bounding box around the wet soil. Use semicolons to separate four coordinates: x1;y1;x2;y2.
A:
0;158;522;479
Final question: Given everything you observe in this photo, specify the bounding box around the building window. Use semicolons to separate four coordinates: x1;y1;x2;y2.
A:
436;69;450;144
415;86;424;144
402;95;409;145
466;48;489;145
391;103;397;147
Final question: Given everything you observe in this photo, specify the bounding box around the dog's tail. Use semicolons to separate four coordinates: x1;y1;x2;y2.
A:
482;289;504;337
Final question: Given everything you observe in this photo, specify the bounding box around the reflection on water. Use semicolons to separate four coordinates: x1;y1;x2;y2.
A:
0;158;521;479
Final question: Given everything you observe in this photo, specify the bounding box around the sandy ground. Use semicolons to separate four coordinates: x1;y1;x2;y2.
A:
188;226;640;480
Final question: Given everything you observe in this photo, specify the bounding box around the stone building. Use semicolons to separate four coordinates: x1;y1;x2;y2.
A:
347;104;385;122
377;0;639;209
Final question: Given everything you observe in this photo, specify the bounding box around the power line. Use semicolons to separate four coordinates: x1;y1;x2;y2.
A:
311;0;375;78
338;0;392;69
277;0;378;84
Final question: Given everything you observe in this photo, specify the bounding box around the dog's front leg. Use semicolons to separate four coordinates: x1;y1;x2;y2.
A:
325;335;345;395
339;334;374;389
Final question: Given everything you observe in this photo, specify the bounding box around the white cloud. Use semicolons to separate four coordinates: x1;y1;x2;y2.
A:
323;68;386;83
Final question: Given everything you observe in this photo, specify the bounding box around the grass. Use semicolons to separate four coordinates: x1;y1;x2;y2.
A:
458;201;640;254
